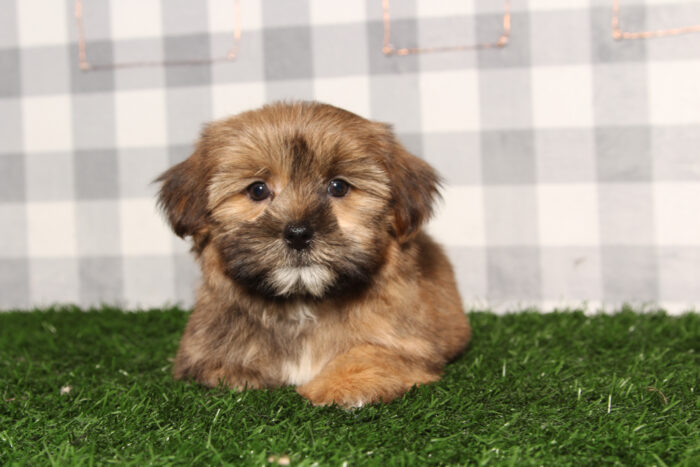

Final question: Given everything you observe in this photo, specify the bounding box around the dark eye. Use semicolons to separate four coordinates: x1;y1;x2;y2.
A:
247;182;271;201
328;179;349;197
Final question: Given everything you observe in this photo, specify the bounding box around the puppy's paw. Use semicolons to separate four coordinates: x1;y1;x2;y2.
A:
296;369;389;408
296;355;440;408
176;361;267;391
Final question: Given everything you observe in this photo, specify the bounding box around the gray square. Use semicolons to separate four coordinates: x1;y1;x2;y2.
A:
417;16;477;72
487;247;541;301
163;0;208;35
418;15;474;49
591;6;646;63
211;30;264;83
168;144;194;166
540;247;602;304
366;0;416;21
166;87;212;144
265;79;314;102
658;247;700;302
75;149;119;200
477;12;530;69
0;0;17;48
79;256;124;306
535;129;596;183
262;0;310;27
26;152;74;201
69;41;116;93
646;4;700;61
481;130;535;185
73;0;111;41
0;154;25;202
368;20;420;75
113;39;165;90
0;259;29;309
484;186;539;246
593;64;649;125
72;93;116;150
395;133;423;159
118;147;169;198
601;246;658;302
20;46;70;96
0;204;27;258
479;69;532;129
76;201;121;256
0;99;22;154
122;256;176;308
172;233;192;255
369;75;421;133
652;126;700;181
422;131;481;186
444;246;487;307
596;127;651;181
530;9;590;66
0;49;20;97
164;34;213;87
599;184;654;245
29;258;80;305
264;27;313;81
174;253;200;306
312;24;369;77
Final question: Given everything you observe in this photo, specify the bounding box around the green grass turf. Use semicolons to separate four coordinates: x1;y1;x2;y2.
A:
0;308;698;466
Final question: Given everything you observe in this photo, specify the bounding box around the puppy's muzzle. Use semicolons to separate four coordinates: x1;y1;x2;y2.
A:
283;222;314;251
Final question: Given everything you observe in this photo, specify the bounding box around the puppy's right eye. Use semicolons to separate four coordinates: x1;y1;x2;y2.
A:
247;182;271;201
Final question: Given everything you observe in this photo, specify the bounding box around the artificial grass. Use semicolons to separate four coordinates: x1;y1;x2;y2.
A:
0;308;698;466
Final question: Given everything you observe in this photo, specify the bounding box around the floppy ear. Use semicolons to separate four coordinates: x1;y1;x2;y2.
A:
156;147;210;239
381;129;441;243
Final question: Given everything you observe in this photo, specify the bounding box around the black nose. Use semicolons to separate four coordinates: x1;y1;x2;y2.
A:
283;222;314;251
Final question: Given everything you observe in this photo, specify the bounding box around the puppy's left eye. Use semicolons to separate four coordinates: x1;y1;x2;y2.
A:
328;179;350;197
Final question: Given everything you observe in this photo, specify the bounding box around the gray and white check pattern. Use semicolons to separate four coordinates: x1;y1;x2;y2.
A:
1;0;699;313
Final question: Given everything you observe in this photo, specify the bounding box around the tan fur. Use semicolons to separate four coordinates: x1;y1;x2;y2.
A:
157;101;470;407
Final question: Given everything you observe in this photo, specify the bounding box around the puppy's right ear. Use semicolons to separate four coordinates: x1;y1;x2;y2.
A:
156;148;210;238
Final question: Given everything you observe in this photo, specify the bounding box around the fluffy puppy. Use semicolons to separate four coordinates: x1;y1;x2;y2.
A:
157;101;470;408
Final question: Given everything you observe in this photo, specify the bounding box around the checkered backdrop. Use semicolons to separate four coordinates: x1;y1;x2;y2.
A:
1;0;699;313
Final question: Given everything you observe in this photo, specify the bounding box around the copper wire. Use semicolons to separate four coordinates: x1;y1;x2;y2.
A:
74;0;241;71
612;0;700;40
382;0;511;55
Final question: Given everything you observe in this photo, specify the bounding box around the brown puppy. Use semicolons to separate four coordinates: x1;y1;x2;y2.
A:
157;101;470;408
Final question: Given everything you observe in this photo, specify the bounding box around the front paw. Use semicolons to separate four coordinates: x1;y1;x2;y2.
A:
297;367;432;408
176;361;266;391
295;344;442;408
297;374;378;408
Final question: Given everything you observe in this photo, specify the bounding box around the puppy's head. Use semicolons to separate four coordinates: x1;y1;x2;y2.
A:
157;102;440;299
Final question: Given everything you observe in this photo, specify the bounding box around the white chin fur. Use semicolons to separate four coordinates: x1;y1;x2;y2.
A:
268;265;334;297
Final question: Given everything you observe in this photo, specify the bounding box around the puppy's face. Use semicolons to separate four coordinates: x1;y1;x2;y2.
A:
158;102;439;299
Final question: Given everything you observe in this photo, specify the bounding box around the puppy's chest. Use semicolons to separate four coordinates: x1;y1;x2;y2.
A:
280;341;327;386
257;304;334;386
283;306;347;385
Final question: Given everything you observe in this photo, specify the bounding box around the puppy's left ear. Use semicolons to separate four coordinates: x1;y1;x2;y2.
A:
380;128;441;243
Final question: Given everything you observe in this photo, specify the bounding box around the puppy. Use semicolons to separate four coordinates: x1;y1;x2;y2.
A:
157;101;470;407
